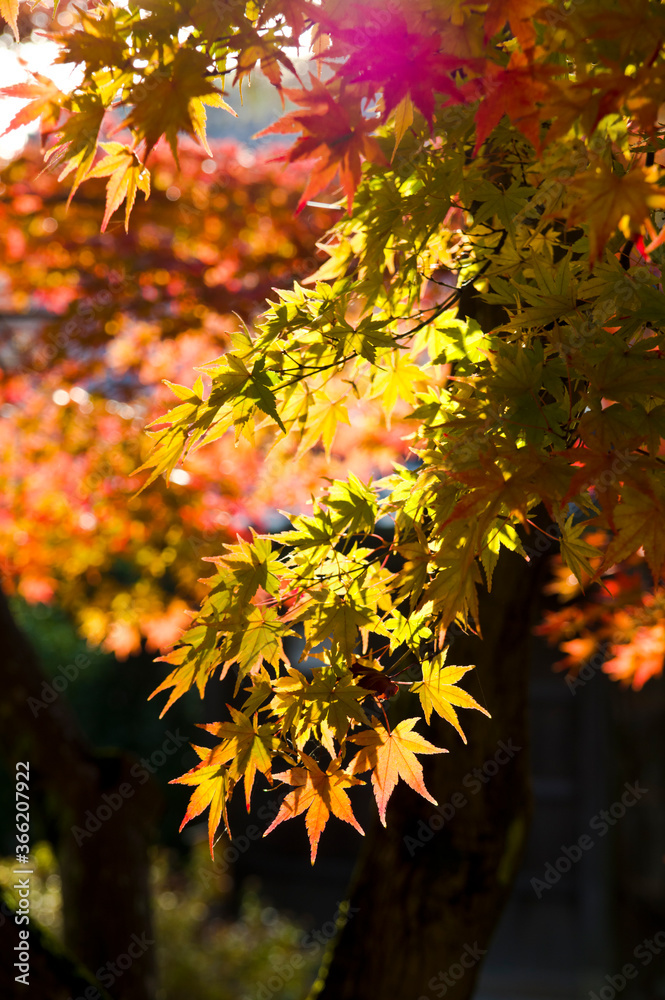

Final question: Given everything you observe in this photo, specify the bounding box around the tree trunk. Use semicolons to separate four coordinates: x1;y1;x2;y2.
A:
311;546;545;1000
0;887;114;1000
0;587;160;1000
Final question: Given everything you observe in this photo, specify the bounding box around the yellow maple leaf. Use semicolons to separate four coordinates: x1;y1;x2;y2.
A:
85;143;150;232
296;394;349;460
410;651;490;743
0;0;19;41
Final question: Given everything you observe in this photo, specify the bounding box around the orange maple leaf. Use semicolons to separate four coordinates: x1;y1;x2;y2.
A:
604;625;665;690
565;162;665;265
348;718;446;825
257;74;387;212
474;50;560;154
0;0;19;41
484;0;544;50
264;754;365;863
0;70;64;137
171;746;235;857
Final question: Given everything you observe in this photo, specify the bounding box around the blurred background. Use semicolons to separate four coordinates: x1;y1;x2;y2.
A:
0;5;664;1000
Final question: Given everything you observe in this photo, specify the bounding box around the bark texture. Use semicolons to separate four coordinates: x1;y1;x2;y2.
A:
311;546;544;1000
0;588;160;1000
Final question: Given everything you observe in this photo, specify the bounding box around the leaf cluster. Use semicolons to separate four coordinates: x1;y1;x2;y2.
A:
8;0;665;857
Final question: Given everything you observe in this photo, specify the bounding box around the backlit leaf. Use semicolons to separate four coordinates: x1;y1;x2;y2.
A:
264;755;365;863
348;719;446;825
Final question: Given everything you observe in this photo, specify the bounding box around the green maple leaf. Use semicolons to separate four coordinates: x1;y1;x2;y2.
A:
304;667;371;755
559;515;602;586
472;179;535;234
324;473;378;534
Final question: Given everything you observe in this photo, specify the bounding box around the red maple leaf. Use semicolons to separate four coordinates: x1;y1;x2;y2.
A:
474;50;561;153
327;15;465;123
257;75;387;212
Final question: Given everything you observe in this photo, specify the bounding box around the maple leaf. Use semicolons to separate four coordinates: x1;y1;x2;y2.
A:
383;609;433;652
190;93;238;157
474;51;559;154
171;747;235;857
370;352;426;423
201;708;281;811
295;393;350;459
565;163;665;266
150;626;222;716
304;590;376;661
391;94;414;161
604;625;665;690
484;0;544;50
0;71;64;137
233;24;299;91
349;657;399;701
421;553;482;630
217;533;283;604
328;15;465;123
221;604;291;691
324;473;377;534
120;49;228;162
85;143;151;232
258;0;314;42
257;75;388;212
558;516;603;586
410;651;490;742
55;8;128;73
42;93;106;207
0;0;19;41
305;667;371;755
264;755;364;863
348;719;446;825
602;481;665;583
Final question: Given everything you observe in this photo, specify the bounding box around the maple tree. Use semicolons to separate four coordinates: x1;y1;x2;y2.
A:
0;139;349;1000
3;0;665;997
0;140;353;653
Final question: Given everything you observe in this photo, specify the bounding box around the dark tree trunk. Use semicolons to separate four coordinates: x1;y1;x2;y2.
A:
0;587;160;1000
0;887;114;1000
311;546;545;1000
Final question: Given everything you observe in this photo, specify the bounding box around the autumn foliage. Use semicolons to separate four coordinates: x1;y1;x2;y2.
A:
3;0;665;861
